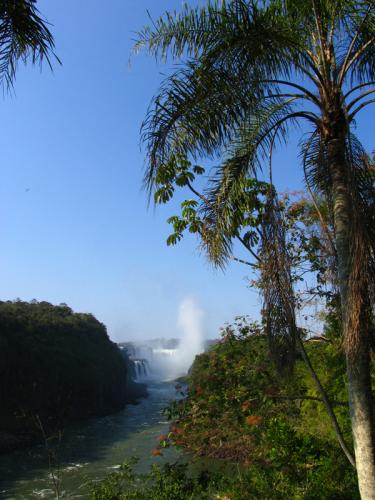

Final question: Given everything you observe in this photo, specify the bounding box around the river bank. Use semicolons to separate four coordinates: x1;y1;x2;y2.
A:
0;380;181;499
0;379;147;457
0;301;141;458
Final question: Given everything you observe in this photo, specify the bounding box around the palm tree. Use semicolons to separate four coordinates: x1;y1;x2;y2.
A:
0;0;58;90
136;1;375;497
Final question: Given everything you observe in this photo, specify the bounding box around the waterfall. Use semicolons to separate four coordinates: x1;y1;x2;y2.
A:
118;297;205;381
131;359;149;380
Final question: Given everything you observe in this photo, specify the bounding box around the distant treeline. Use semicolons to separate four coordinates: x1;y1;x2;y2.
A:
0;300;144;453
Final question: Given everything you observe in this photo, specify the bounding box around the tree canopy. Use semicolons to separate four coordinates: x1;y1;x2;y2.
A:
0;300;128;453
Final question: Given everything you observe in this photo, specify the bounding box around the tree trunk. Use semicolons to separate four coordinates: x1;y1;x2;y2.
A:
328;134;375;499
347;348;375;499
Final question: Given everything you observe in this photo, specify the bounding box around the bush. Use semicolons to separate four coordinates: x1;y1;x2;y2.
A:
162;317;359;498
90;460;218;500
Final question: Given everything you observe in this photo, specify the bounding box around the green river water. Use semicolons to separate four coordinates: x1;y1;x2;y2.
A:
0;380;182;499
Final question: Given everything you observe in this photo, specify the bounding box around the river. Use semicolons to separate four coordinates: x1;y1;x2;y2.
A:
0;380;181;499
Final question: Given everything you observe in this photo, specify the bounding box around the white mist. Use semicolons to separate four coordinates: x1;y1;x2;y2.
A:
125;297;205;381
172;297;204;377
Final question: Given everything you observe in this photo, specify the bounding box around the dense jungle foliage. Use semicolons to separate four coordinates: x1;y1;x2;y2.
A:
163;318;362;498
0;300;131;453
92;316;375;499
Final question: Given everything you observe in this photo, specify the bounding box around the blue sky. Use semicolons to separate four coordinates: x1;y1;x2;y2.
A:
0;0;373;342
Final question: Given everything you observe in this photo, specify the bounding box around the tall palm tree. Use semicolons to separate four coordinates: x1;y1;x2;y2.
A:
136;1;375;497
0;0;57;90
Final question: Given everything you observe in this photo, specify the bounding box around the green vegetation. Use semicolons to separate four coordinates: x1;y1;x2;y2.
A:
1;1;373;497
137;0;375;494
92;316;371;499
0;0;58;89
167;318;353;455
165;318;358;499
93;456;341;500
90;460;219;500
0;300;134;453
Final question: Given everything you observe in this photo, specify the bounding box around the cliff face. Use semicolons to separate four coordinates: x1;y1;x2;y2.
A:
0;300;145;454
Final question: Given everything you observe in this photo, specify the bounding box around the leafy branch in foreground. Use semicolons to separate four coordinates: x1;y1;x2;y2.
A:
0;0;59;90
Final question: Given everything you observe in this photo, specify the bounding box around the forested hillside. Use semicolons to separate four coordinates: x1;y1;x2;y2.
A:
0;300;133;453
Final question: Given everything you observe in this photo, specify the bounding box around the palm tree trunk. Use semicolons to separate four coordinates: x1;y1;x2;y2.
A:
328;135;375;499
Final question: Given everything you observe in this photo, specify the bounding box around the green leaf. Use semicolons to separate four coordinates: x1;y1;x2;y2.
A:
181;199;198;208
243;230;259;247
175;171;195;187
154;186;174;204
193;165;205;175
166;233;182;246
188;221;202;233
166;215;180;224
181;207;197;220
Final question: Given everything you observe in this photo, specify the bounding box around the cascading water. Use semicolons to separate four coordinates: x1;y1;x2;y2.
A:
132;358;149;378
119;297;205;381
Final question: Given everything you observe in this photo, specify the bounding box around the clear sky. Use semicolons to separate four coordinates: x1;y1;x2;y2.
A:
0;0;373;342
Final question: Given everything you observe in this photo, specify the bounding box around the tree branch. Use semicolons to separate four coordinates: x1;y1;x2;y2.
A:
344;81;375;99
349;98;375;120
347;87;375;111
271;395;347;407
230;255;257;268
339;36;375;85
236;234;262;263
187;181;262;264
297;334;356;467
338;3;374;86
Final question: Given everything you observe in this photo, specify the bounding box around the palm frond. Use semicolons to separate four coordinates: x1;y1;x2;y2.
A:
302;129;375;257
344;136;375;356
0;0;58;90
260;192;298;375
338;0;375;84
194;98;298;267
134;1;229;61
142;63;251;191
301;130;332;198
141;58;283;192
135;0;310;70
